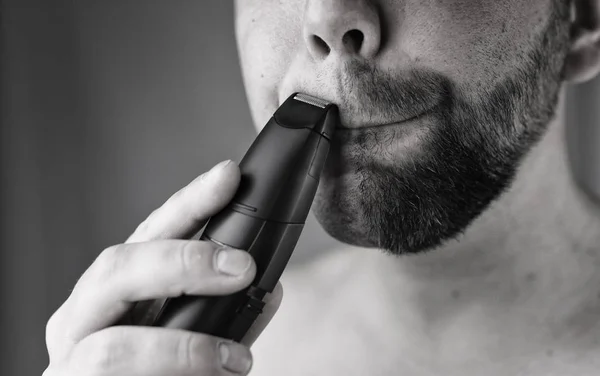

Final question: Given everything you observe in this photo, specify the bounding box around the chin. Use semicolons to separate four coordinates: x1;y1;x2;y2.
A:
311;173;380;249
310;163;469;256
309;121;451;255
309;114;510;256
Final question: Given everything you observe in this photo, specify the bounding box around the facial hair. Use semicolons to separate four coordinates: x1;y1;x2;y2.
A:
312;0;572;255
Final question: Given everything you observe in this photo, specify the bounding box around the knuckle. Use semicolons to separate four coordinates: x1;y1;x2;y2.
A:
93;244;126;280
179;240;214;275
146;207;160;222
131;219;149;239
45;310;61;342
141;207;160;229
45;309;68;354
177;333;214;372
170;186;187;201
75;328;129;372
130;207;159;238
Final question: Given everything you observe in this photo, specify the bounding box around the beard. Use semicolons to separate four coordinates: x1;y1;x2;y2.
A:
312;0;572;255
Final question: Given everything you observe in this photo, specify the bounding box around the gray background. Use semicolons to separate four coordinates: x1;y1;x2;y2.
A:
1;1;598;375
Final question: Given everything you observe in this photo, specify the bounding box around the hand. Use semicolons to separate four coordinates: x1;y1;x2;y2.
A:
43;160;283;376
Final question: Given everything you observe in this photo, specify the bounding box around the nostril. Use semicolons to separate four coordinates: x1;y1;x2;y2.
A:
311;35;331;55
342;29;364;54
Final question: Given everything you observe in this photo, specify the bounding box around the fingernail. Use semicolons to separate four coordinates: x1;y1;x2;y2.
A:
215;248;252;276
212;159;232;173
219;341;252;374
200;160;232;181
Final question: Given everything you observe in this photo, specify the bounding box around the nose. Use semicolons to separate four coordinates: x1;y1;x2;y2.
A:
303;0;382;61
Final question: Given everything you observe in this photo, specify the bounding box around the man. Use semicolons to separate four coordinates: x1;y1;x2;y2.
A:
43;0;600;375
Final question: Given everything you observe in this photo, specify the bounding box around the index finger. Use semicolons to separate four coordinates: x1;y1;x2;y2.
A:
126;160;240;243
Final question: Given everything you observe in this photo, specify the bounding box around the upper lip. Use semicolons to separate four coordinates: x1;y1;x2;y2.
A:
281;89;441;130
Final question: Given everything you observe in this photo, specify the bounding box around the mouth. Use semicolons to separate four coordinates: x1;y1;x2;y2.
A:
282;90;442;132
334;105;438;131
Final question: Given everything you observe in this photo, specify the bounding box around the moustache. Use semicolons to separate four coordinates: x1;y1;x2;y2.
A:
329;60;452;129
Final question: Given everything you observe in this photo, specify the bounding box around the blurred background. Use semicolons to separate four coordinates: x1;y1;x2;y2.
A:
1;1;341;374
1;1;599;375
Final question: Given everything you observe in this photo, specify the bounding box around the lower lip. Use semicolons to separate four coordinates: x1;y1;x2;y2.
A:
322;111;431;178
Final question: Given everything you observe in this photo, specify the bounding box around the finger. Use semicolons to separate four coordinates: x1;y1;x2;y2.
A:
241;282;284;347
126;160;240;243
67;326;253;375
50;240;255;348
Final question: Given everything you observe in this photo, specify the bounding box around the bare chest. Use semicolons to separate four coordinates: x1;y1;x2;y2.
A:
251;323;600;376
250;249;600;376
250;293;600;376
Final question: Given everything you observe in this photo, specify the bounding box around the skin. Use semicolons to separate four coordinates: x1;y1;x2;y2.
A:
43;161;283;375
236;0;571;253
234;0;600;374
44;0;600;375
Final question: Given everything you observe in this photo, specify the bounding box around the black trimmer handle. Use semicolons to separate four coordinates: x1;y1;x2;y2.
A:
127;93;338;342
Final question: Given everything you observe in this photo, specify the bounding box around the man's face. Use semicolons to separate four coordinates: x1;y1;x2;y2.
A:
234;0;571;254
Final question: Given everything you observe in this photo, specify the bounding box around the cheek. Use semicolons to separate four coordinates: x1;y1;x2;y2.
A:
235;0;554;131
393;0;552;89
235;2;304;131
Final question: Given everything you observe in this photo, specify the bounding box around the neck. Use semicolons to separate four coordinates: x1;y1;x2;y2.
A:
354;90;600;362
